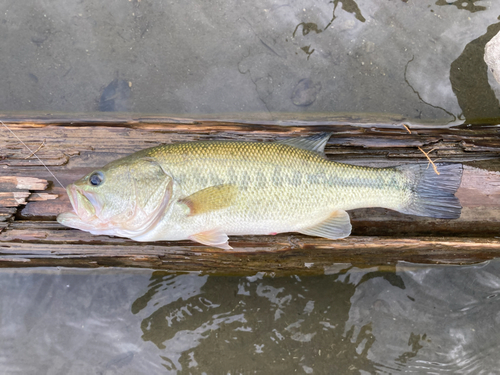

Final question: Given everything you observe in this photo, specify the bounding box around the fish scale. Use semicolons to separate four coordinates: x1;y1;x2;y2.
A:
57;134;463;249
142;141;412;236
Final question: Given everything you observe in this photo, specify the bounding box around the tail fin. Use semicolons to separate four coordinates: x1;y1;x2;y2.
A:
397;163;463;219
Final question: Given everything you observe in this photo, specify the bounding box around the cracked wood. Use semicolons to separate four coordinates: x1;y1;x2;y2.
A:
0;120;499;273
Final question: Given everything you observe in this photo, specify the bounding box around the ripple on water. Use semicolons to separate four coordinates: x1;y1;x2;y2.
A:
2;261;500;373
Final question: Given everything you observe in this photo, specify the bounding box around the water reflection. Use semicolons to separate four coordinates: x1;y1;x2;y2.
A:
2;263;500;373
450;22;500;124
129;263;500;373
347;262;500;373
2;0;500;122
132;268;385;373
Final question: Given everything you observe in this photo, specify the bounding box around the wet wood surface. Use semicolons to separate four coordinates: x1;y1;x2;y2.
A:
1;119;500;274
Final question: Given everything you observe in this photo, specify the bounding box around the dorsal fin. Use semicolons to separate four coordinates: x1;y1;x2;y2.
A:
278;133;332;154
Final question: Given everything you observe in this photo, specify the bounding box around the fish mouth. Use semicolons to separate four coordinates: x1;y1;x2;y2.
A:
70;184;97;218
57;184;100;230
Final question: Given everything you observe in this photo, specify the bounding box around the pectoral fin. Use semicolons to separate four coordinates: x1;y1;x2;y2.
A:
299;210;352;239
181;184;238;216
190;228;232;250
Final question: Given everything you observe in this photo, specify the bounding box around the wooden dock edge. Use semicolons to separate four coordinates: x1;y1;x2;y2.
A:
1;120;500;274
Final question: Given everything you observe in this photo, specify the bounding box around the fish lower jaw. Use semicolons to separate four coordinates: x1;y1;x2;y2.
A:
57;211;118;236
57;211;98;232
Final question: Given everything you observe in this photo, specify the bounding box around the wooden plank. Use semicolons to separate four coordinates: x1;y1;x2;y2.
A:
0;235;499;275
0;120;499;272
0;111;454;126
0;176;48;191
0;192;31;207
0;207;17;228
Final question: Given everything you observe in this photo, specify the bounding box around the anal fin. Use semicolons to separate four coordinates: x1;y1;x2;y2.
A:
190;228;232;250
299;210;352;239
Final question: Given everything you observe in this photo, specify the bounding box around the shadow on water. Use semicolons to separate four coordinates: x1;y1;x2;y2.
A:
131;267;406;373
450;22;500;124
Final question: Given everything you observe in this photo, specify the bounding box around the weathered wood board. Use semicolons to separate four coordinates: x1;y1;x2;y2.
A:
1;119;500;274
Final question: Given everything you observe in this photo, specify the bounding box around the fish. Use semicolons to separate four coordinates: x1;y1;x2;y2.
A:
56;133;463;249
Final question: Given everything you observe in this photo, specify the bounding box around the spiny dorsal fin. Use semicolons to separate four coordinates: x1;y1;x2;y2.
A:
298;209;351;239
278;133;332;154
180;184;238;216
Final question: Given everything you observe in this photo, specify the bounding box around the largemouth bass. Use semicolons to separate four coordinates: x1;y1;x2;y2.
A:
57;133;463;249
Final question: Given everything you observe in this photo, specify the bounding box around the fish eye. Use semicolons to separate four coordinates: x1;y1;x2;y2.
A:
89;171;104;186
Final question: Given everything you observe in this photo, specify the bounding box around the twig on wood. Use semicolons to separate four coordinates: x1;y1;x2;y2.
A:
25;139;46;159
402;124;411;134
418;147;440;175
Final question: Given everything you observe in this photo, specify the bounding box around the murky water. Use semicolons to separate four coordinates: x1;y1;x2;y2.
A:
2;261;500;374
1;0;500;123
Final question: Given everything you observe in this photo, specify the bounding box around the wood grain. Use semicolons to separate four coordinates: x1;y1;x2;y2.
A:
1;120;499;274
